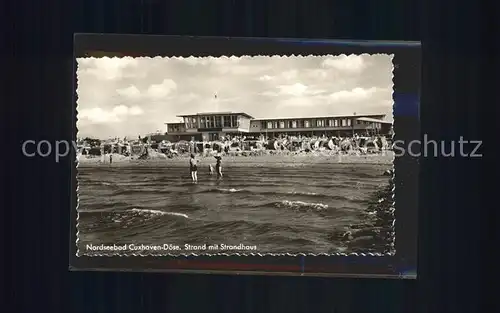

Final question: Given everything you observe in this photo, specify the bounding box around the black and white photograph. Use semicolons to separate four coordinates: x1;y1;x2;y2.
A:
76;54;396;256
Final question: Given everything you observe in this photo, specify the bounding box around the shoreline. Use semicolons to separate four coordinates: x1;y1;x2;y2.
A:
329;178;395;254
77;151;395;167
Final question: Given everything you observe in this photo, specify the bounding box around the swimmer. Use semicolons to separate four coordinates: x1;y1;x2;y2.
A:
214;155;223;179
189;154;198;183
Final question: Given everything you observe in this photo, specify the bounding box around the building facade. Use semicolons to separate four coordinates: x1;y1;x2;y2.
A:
165;112;392;141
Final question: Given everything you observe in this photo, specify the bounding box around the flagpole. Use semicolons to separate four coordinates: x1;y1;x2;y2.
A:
214;92;219;141
214;92;218;112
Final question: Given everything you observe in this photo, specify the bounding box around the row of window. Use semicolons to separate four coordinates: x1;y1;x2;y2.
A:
168;126;184;132
178;116;383;131
184;115;240;129
261;118;353;129
356;120;382;128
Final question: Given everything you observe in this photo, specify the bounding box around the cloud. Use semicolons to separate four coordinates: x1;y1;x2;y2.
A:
178;57;209;66
278;83;308;96
116;85;141;98
322;55;366;73
146;79;177;99
258;75;273;81
327;87;378;103
281;70;298;80
77;57;140;80
262;83;326;97
306;69;328;79
275;87;379;108
178;56;241;67
257;70;298;82
114;80;177;102
79;105;144;123
177;93;201;103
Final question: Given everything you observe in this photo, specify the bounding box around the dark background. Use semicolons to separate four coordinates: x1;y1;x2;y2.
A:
71;35;420;277
3;0;486;312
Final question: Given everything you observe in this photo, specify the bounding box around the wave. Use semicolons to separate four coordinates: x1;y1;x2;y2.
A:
77;202;131;211
197;188;320;197
275;200;329;210
103;187;368;206
215;188;243;193
108;187;320;197
79;207;189;219
196;188;367;204
130;208;188;218
83;181;115;187
222;188;320;196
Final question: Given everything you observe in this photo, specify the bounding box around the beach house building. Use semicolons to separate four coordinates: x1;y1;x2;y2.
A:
165;112;392;140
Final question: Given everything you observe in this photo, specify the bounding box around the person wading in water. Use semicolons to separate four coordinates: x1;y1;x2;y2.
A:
214;155;223;179
189;154;198;183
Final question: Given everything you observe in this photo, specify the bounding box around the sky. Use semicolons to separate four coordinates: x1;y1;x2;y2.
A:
76;54;394;139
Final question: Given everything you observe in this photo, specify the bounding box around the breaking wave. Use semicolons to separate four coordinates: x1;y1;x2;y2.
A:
274;200;329;210
130;208;189;219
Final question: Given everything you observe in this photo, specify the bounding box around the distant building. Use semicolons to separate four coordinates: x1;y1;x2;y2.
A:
165;112;392;141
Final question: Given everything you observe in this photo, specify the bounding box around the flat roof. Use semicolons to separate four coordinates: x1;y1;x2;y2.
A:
177;112;254;119
356;117;392;124
252;114;386;121
164;121;184;125
167;113;389;124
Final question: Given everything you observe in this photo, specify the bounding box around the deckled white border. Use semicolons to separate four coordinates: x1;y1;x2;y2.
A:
74;53;396;257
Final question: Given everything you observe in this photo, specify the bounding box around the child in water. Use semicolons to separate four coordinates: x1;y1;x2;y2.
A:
189;154;198;183
214;155;223;179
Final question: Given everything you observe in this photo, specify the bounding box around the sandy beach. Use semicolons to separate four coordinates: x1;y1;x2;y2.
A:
77;150;395;167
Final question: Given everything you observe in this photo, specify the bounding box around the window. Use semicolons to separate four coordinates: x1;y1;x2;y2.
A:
267;121;273;129
279;121;285;128
341;119;347;127
328;119;334;127
231;116;238;128
199;116;206;128
273;121;278;129
317;119;325;127
347;119;351;126
304;120;310;128
215;116;222;128
292;121;297;128
223;116;231;128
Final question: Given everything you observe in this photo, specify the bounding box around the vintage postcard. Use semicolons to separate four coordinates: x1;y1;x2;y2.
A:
75;53;396;257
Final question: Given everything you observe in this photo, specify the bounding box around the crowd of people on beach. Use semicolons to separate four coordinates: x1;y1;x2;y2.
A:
77;133;393;184
77;133;391;163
